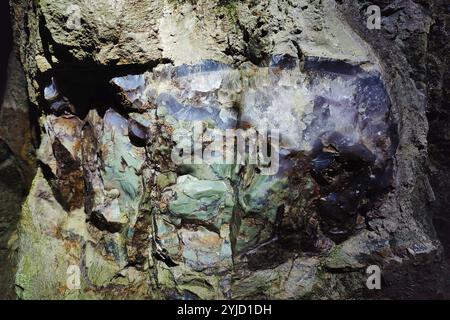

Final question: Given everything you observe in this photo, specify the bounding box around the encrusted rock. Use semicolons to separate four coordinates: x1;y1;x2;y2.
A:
3;0;448;300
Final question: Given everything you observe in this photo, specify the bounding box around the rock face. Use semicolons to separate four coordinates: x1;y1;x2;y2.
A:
0;0;449;299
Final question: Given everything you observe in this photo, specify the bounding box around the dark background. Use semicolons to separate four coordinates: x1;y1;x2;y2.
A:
0;0;13;105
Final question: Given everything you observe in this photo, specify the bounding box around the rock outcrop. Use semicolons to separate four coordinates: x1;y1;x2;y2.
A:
1;0;449;299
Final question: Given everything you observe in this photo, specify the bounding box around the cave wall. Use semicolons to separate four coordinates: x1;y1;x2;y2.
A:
336;0;450;298
0;0;449;299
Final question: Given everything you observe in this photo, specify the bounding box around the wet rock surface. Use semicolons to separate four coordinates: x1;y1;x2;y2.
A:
0;0;448;299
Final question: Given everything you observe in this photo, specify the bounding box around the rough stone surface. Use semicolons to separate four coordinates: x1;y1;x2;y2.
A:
0;0;449;299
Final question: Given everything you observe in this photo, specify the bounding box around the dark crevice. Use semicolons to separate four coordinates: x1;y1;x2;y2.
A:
38;13;173;119
48;59;172;119
426;1;450;259
235;19;268;66
179;217;221;236
0;0;12;107
89;211;123;233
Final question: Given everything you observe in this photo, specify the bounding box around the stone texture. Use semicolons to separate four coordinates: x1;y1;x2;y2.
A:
1;0;449;300
0;45;36;299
